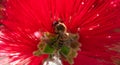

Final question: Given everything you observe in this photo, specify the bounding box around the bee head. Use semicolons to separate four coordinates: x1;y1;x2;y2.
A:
53;21;67;34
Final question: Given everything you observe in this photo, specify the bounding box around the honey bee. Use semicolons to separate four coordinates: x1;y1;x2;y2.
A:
54;20;80;49
53;20;80;64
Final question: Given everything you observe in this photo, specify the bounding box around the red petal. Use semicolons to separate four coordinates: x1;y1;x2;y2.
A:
0;0;120;65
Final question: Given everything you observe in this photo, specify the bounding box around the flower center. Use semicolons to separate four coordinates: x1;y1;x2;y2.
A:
33;20;80;65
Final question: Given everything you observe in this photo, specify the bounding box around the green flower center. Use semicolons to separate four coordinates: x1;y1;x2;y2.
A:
33;20;81;65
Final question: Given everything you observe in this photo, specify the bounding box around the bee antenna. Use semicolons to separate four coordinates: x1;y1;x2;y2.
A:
53;21;59;26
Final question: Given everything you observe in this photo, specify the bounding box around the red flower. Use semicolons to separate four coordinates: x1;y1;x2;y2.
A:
0;0;120;65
